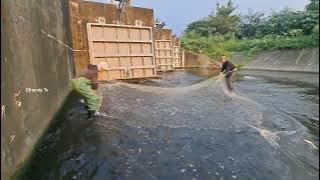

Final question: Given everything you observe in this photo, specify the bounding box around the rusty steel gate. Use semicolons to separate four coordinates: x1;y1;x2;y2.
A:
87;23;157;81
155;40;174;71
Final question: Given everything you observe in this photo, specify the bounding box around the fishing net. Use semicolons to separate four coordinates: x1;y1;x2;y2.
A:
99;76;263;132
97;75;318;178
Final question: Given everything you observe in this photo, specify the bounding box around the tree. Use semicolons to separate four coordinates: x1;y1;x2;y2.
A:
184;0;240;37
313;24;319;39
209;0;240;36
238;9;265;38
215;1;238;16
306;0;319;11
258;8;319;36
185;19;212;37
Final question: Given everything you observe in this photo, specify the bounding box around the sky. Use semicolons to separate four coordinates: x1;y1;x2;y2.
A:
90;0;310;35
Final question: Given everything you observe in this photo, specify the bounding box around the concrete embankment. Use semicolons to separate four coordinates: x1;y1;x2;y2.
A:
231;48;319;72
1;0;73;179
183;50;216;68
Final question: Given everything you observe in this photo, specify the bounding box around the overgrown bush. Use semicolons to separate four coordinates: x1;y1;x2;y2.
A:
182;32;318;60
181;0;319;62
313;24;319;39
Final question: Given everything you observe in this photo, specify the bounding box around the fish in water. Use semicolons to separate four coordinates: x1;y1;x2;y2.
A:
304;139;318;150
244;76;256;80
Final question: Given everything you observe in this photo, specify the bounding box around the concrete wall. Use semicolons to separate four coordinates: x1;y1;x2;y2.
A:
69;0;154;74
231;48;319;72
155;28;172;40
172;36;180;46
184;50;215;68
1;0;73;179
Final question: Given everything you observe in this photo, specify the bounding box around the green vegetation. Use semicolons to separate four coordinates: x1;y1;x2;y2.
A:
181;0;319;64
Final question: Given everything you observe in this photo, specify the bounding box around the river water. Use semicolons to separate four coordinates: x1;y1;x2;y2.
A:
18;68;319;180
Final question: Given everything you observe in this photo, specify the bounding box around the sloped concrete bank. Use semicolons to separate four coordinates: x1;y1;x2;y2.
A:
231;48;319;72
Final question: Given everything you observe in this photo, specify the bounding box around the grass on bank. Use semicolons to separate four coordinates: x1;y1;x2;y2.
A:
182;33;319;66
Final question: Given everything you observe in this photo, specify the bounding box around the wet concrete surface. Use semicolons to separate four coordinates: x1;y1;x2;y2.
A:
18;69;319;180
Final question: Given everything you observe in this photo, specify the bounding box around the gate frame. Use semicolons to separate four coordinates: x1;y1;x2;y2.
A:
172;45;182;68
154;39;174;72
87;23;157;80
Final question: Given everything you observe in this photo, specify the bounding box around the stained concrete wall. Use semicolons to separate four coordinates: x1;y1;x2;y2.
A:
184;50;215;68
172;36;180;46
1;0;73;179
231;48;319;72
155;28;172;40
69;0;154;74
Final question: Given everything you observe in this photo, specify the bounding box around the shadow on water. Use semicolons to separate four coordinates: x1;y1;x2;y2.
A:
13;92;92;179
16;69;319;180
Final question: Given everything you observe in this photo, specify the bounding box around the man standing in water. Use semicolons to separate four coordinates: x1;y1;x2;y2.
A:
71;62;108;118
219;55;237;92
